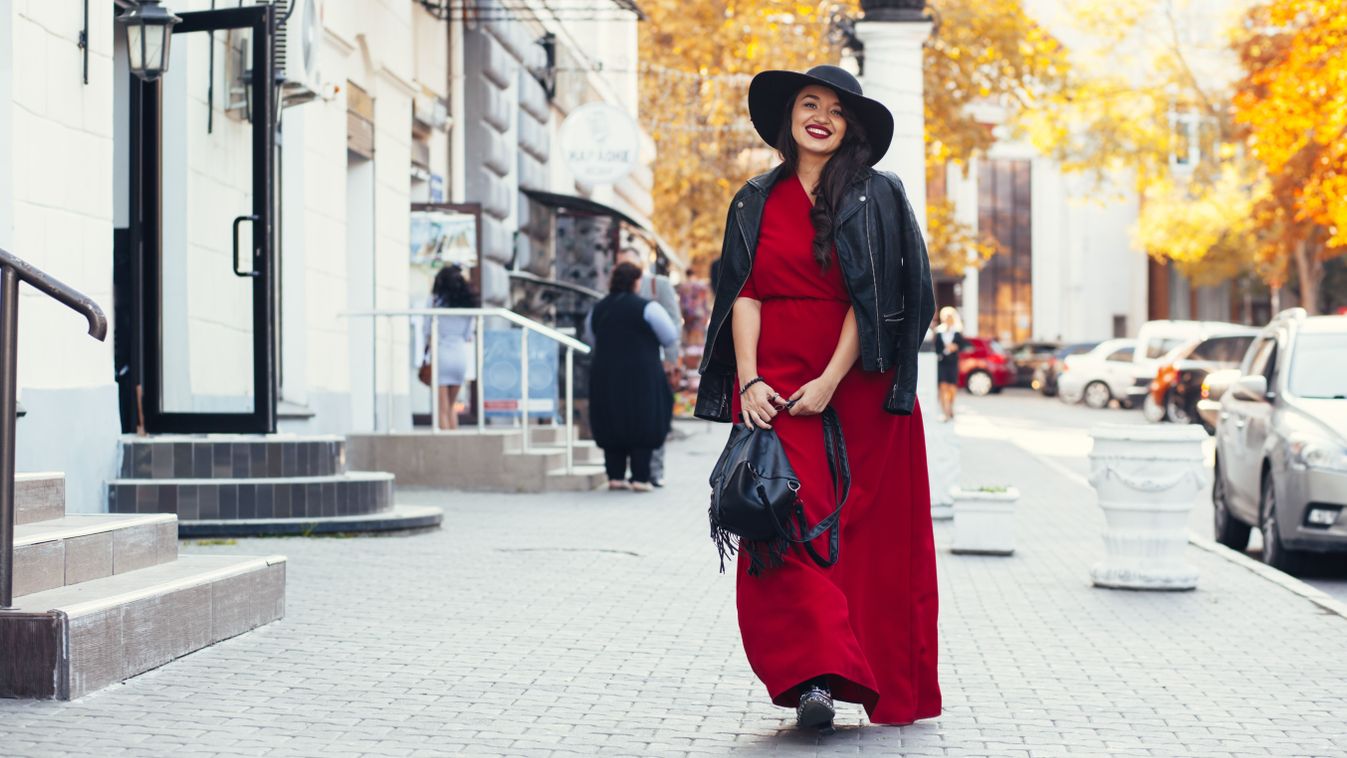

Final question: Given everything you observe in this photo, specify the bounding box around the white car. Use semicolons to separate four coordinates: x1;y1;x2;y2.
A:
1127;319;1248;409
1057;339;1138;409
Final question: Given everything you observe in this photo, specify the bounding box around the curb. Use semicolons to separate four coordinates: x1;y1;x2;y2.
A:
1186;531;1347;621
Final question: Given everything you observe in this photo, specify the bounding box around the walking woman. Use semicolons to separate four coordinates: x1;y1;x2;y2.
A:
424;265;478;430
585;262;679;491
695;65;941;729
934;306;968;421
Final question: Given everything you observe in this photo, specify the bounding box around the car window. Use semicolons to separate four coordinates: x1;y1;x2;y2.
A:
1145;337;1188;359
1191;335;1254;363
1062;342;1098;358
1105;347;1134;362
1244;336;1273;375
1250;336;1279;385
1289;333;1347;398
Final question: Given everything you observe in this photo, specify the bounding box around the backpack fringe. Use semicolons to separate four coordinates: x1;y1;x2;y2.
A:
709;505;795;577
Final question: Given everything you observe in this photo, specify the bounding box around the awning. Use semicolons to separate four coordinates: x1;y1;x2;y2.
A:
521;188;687;273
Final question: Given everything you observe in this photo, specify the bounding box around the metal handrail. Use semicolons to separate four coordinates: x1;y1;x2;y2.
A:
344;307;592;474
1;248;109;609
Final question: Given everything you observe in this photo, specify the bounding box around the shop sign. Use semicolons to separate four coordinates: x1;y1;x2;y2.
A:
558;102;639;185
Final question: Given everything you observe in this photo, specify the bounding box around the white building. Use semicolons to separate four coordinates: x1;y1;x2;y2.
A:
1;0;651;510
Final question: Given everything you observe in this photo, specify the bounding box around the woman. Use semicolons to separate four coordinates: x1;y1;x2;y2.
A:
934;307;968;421
695;65;941;729
424;265;477;430
585;261;678;492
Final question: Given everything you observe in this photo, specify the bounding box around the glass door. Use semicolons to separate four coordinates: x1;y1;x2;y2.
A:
140;5;275;433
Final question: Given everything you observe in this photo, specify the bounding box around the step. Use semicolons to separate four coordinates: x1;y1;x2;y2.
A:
517;442;604;465
15;473;65;525
107;472;395;522
118;435;347;479
13;514;178;597
348;432;603;491
178;502;444;538
1;553;286;699
542;465;609;492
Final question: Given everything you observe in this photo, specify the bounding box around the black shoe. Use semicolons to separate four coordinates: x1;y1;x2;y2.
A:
796;684;835;732
651;477;665;488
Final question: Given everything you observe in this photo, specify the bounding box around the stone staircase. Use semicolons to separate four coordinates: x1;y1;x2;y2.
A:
1;473;285;699
346;426;608;492
106;435;443;537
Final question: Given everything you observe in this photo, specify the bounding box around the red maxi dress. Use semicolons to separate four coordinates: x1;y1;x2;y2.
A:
730;174;942;725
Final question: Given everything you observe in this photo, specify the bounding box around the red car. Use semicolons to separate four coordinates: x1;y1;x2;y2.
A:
959;337;1016;396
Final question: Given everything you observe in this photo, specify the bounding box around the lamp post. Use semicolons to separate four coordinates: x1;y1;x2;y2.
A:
117;0;182;82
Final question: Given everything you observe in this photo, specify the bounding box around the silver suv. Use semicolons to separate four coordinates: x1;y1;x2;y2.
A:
1211;310;1347;572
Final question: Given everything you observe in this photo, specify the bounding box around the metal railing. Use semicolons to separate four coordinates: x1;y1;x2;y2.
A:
1;248;108;609
345;307;591;473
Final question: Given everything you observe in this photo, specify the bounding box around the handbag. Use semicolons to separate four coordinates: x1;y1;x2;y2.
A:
708;406;850;576
417;347;432;387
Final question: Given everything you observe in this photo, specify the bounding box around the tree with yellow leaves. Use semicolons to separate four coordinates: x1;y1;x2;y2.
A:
1233;0;1347;314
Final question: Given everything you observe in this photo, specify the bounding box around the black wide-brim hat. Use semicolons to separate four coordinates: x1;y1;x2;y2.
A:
748;64;894;166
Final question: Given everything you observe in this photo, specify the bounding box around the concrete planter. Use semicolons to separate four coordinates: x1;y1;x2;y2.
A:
951;486;1018;555
1088;424;1208;590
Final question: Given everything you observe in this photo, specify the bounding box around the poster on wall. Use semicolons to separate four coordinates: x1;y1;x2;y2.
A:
481;329;558;419
410;206;480;272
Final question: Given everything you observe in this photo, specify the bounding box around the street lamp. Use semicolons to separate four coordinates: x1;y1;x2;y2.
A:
117;0;182;82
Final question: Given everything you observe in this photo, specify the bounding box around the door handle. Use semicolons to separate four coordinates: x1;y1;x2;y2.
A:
232;215;259;278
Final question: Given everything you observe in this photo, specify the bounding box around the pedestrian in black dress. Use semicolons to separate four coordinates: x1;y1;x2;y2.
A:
934;306;967;421
584;262;679;491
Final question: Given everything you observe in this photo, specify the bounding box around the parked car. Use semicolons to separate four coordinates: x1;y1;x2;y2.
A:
1144;329;1259;425
1211;310;1347;572
1057;339;1137;409
1127;320;1248;409
1008;341;1060;388
958;337;1016;396
1033;341;1101;397
1197;368;1241;434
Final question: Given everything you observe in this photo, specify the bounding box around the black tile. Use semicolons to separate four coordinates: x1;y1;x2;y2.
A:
218;484;238;519
321;482;335;517
178;485;198;520
275;484;292;518
133;444;152;477
212;443;232;477
267;444;282;477
199;485;220;520
135;485;159;514
249;444;266;476
151;445;173;479
192;444;212;478
172;443;192;478
292;482;307;516
231;444;249;478
306;483;321;518
159;485;177;515
238;484;257;519
282;443;297;476
338;481;350;515
256;483;274;518
298;444;310;475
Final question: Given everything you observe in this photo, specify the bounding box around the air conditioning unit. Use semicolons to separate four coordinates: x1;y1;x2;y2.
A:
277;0;325;107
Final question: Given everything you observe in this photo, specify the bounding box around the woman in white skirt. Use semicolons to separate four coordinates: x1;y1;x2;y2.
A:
425;265;478;429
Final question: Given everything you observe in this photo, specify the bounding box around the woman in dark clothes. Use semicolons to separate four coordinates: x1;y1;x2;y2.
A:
934;306;968;421
695;65;941;731
585;262;679;492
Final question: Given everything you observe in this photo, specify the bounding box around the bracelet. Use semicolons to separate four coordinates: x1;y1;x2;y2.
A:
739;376;765;396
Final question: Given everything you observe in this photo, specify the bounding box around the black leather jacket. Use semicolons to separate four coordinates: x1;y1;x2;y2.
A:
695;163;935;421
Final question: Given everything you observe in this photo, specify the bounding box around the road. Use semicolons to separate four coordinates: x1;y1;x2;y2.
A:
956;386;1347;604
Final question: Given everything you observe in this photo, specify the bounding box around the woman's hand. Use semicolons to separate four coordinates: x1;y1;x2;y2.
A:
786;375;840;416
741;380;783;429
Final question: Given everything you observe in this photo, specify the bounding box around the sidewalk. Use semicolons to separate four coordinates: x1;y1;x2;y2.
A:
0;414;1343;756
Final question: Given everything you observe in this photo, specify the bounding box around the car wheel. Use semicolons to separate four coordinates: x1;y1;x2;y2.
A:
966;370;993;397
1165;391;1192;425
1142;393;1166;423
1083;381;1112;409
1260;471;1303;574
1212;455;1251;550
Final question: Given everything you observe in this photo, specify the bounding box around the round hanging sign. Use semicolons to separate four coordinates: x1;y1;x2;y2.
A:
558;102;639;185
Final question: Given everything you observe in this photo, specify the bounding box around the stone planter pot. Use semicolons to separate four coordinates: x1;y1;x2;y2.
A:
1088;424;1208;590
951;486;1018;555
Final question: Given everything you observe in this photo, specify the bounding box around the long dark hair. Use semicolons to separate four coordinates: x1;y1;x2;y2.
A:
431;265;478;308
775;90;871;271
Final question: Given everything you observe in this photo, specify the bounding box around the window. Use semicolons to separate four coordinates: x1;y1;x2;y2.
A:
1145;337;1188;360
1106;347;1134;362
977;158;1033;343
1192;335;1254;364
1289;333;1347;399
